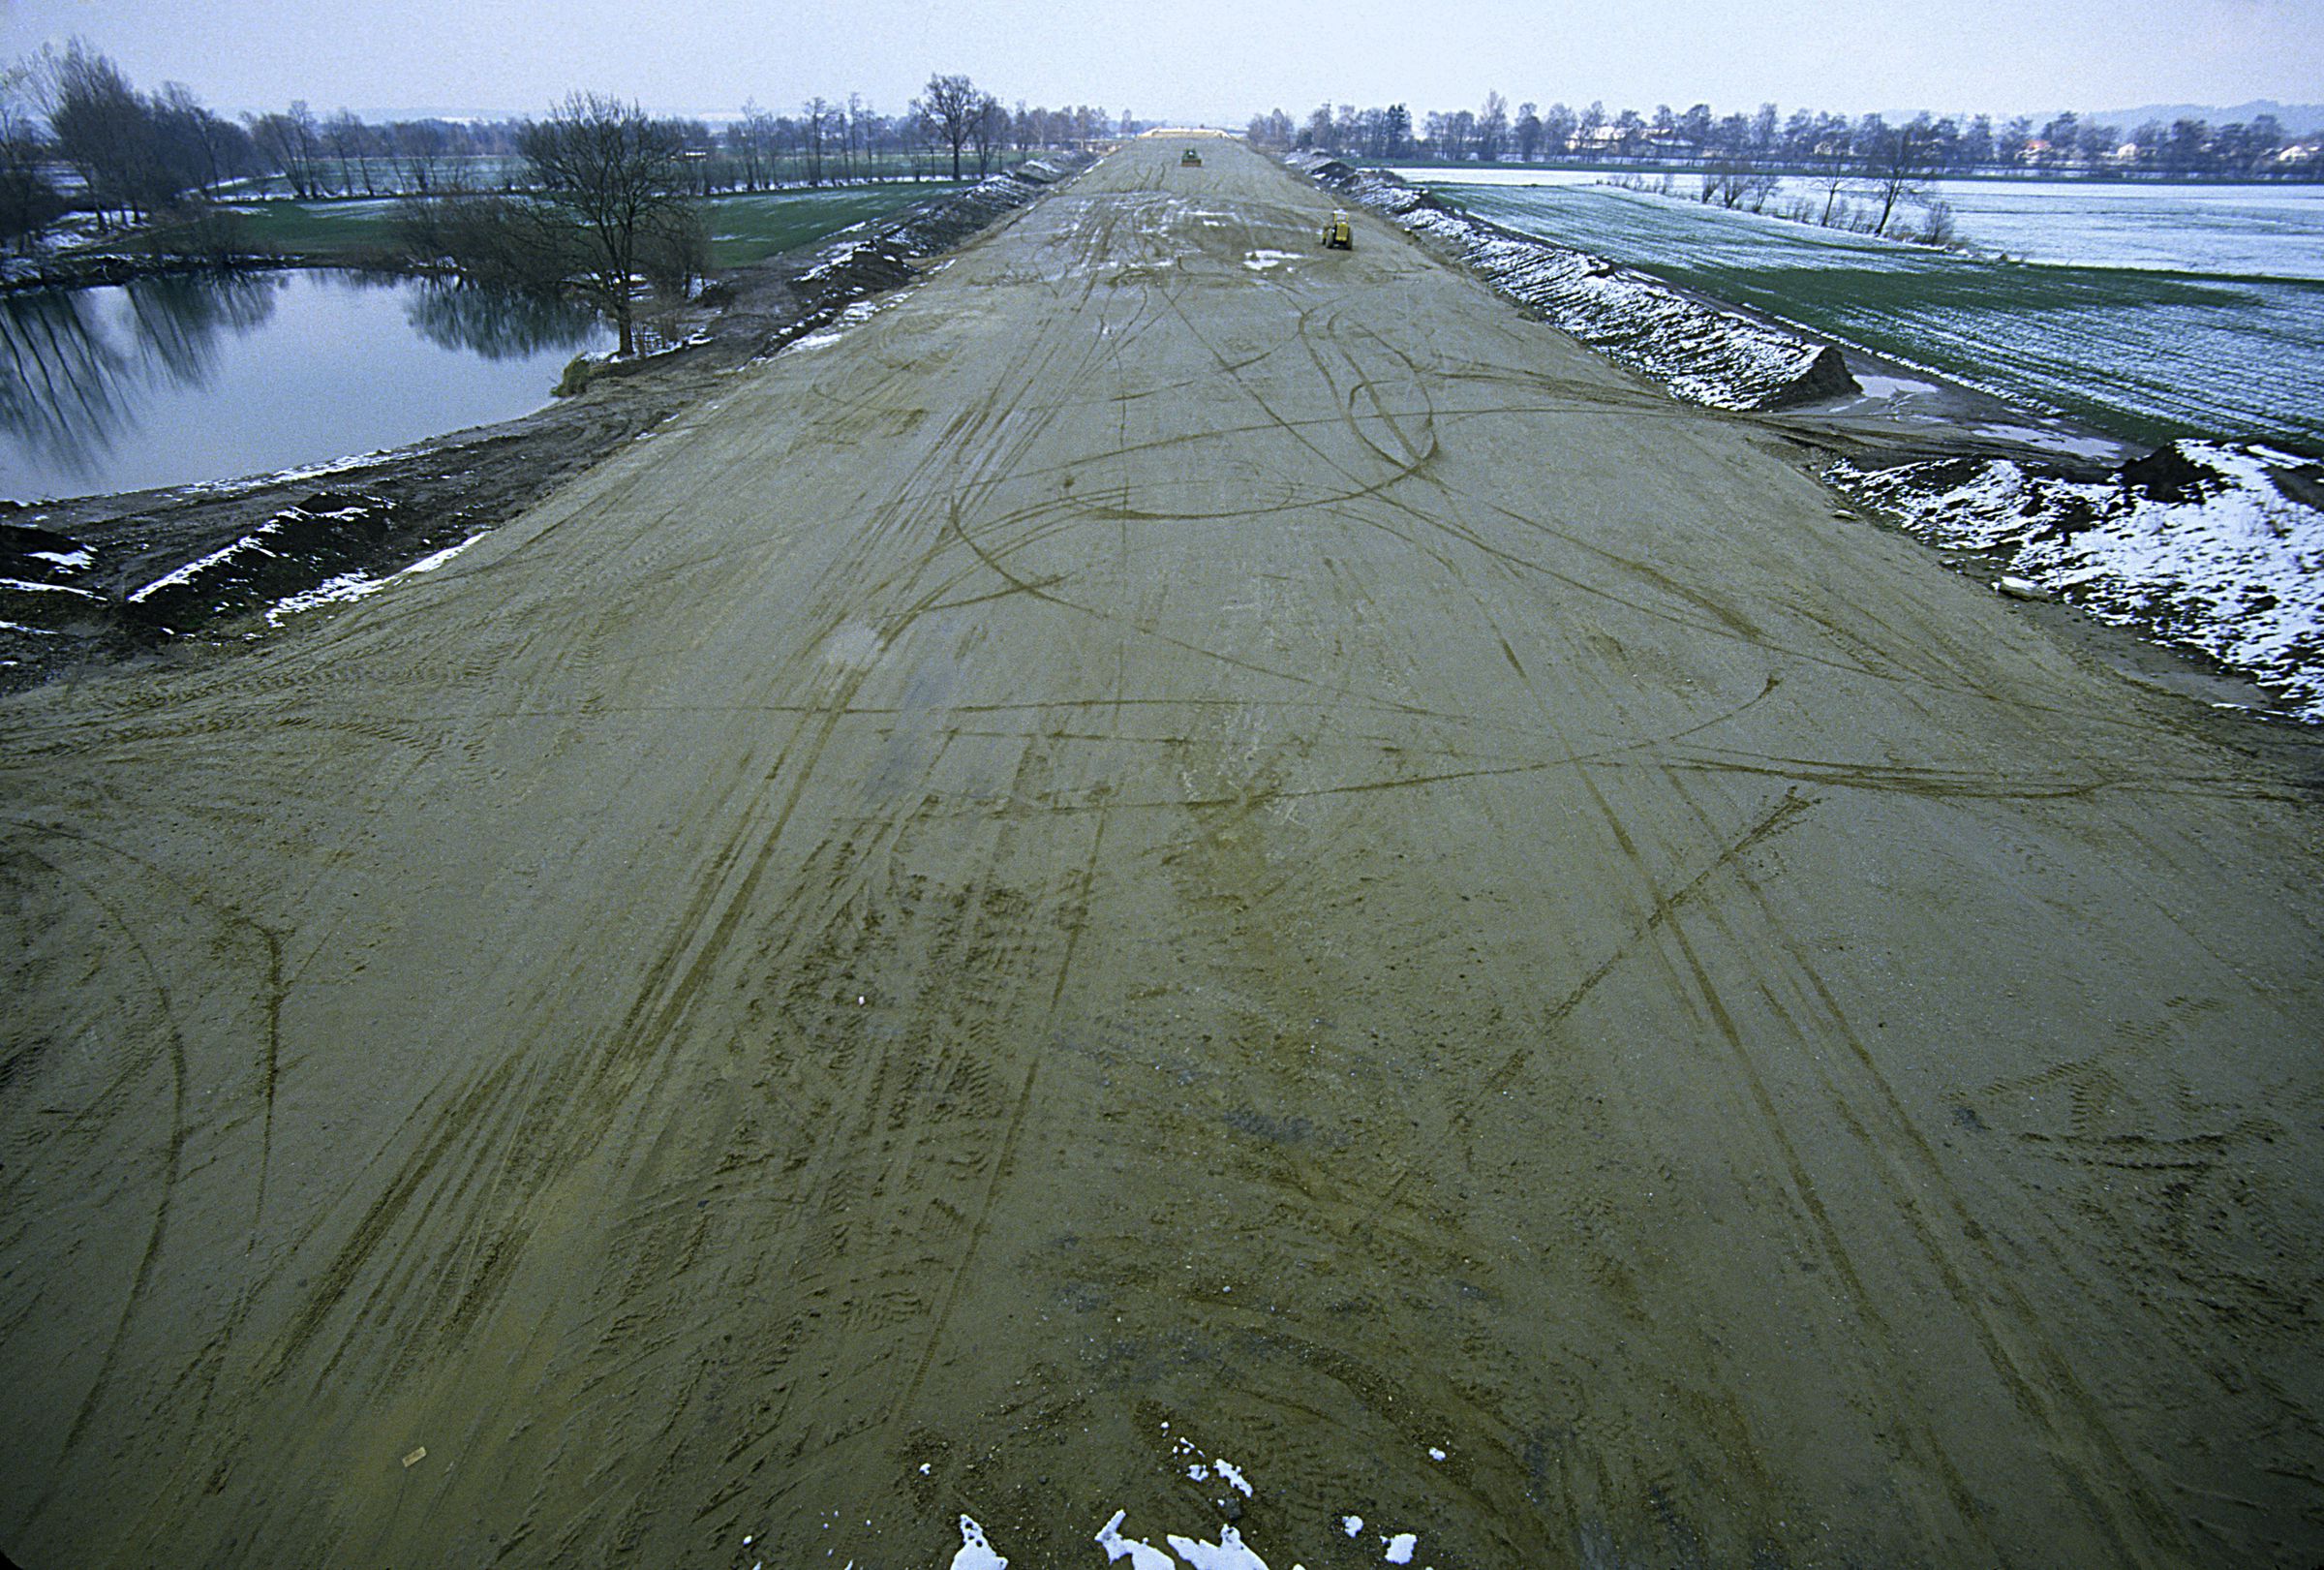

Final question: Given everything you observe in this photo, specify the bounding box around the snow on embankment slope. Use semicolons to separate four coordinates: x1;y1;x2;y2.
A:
776;156;1087;353
1836;442;2324;722
1290;153;1855;411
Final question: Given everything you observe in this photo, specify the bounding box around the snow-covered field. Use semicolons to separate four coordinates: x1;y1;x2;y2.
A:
1399;173;2324;279
1415;180;2324;449
1920;180;2324;278
1387;167;1605;190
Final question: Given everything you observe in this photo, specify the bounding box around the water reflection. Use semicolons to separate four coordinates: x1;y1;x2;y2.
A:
404;279;607;361
0;270;610;501
2;273;286;482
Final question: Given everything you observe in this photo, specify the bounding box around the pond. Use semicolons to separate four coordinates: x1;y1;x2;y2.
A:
0;268;613;504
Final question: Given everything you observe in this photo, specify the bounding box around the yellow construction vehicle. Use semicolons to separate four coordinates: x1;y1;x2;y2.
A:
1321;211;1353;250
1181;147;1203;166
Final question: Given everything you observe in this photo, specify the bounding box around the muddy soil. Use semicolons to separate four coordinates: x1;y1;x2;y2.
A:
3;136;2321;1570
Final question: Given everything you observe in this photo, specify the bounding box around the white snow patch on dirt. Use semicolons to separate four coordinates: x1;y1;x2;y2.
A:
1;576;102;599
1097;1511;1179;1570
1832;440;2324;721
950;1515;1007;1569
264;534;485;626
1164;1525;1273;1570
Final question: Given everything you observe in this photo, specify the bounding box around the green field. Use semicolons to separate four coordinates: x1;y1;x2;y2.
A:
221;198;413;261
180;185;966;271
704;184;963;266
1426;182;2324;449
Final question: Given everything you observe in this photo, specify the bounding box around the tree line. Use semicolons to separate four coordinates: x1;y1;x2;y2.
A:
1250;96;2316;182
1;41;1127;255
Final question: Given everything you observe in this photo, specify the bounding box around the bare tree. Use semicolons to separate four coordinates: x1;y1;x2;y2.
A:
1541;103;1575;157
1577;100;1606;154
516;93;696;355
801;96;832;185
1810;140;1856;227
1700;159;1778;210
847;93;871;181
969;93;1003;176
248;102;326;200
389;119;446;194
1245;108;1295;150
40;46;229;223
161;83;249;197
728;100;767;191
42;41;155;224
922;72;978;181
324;109;376;196
1864;115;1939;234
1;62;65;250
1478;91;1509;162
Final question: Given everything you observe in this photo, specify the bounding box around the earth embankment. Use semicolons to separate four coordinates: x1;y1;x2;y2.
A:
2;134;2320;1569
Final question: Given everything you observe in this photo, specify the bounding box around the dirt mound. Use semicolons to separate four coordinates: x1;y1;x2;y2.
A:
120;492;398;631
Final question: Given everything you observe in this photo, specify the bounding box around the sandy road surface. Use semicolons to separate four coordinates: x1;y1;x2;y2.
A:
4;137;2322;1568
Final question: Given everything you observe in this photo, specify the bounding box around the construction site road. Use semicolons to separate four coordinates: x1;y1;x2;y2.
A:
4;135;2321;1570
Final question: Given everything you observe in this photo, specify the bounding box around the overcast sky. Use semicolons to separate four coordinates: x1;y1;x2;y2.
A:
4;0;2318;126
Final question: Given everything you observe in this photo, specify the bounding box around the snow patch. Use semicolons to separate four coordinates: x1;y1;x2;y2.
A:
1096;1510;1177;1570
1383;1531;1418;1564
1164;1525;1272;1570
182;446;417;494
1832;440;2324;721
264;534;484;626
0;576;102;599
950;1515;1007;1570
264;570;385;622
402;536;483;575
784;296;896;353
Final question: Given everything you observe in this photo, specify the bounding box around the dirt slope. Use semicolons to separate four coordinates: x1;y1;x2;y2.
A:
3;136;2321;1569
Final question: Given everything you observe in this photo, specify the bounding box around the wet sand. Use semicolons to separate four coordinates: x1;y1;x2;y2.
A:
3;135;2321;1568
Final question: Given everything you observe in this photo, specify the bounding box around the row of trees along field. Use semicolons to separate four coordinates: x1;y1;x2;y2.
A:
1248;96;2317;181
1;42;1128;254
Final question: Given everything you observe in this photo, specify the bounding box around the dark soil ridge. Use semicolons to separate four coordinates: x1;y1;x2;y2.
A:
0;156;1089;692
1;249;377;295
